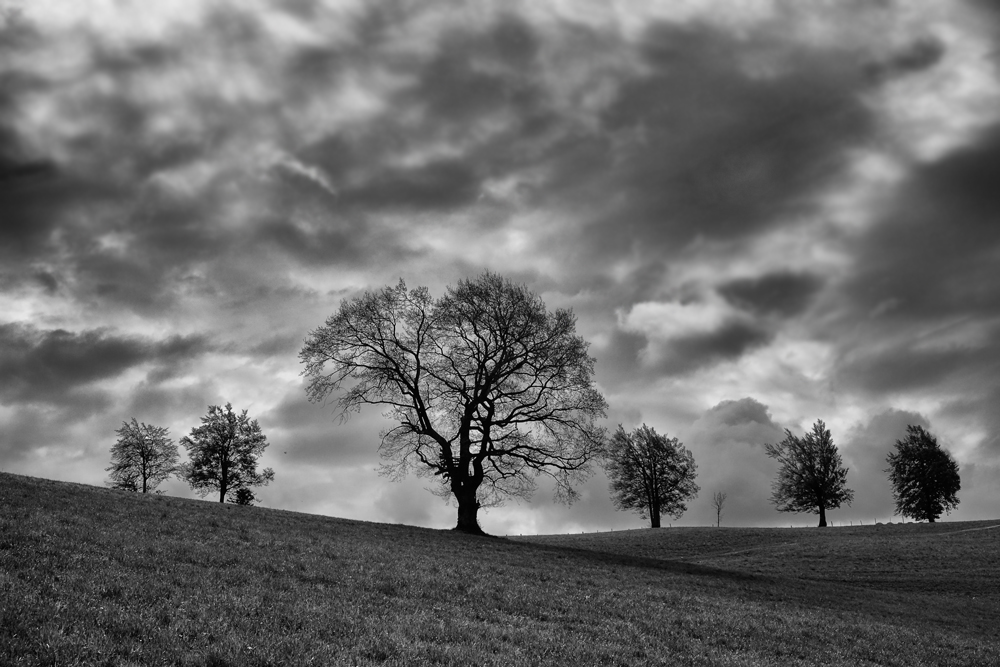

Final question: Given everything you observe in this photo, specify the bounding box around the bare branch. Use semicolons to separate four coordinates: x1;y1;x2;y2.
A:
300;272;608;533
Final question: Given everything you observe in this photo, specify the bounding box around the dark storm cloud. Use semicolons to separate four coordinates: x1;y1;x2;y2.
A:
700;397;779;429
291;13;554;219
654;320;772;375
0;19;227;271
941;382;1000;459
2;4;893;326
0;155;126;269
0;324;211;405
718;272;824;318
837;342;997;395
864;35;945;81
830;124;1000;446
839;125;1000;325
562;21;877;268
337;159;483;211
0;406;76;464
401;13;542;123
0;5;391;314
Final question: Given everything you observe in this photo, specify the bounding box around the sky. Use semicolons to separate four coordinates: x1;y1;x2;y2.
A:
2;0;999;535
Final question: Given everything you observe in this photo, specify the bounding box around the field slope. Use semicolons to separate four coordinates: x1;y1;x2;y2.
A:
2;472;998;666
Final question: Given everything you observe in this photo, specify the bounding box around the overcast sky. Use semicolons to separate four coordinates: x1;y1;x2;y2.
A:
3;0;999;534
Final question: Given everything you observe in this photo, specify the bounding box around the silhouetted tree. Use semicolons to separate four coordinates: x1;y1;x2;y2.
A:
712;491;727;527
765;420;853;527
105;418;178;494
885;425;960;523
603;425;699;528
232;488;257;506
179;403;274;503
300;272;607;535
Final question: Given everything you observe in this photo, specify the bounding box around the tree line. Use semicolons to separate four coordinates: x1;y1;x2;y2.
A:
604;419;959;528
299;271;963;533
105;403;274;505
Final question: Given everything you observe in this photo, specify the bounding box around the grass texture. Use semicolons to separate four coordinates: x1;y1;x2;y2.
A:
2;471;998;666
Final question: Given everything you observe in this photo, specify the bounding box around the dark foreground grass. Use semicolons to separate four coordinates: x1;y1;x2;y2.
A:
2;473;998;666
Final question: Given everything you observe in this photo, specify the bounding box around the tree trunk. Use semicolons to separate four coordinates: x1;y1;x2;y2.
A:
649;493;660;528
454;492;485;535
818;505;827;527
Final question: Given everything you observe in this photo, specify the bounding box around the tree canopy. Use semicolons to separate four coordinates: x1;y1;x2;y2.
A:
299;272;607;534
178;403;275;503
885;425;960;523
764;420;853;527
603;424;699;528
105;418;178;494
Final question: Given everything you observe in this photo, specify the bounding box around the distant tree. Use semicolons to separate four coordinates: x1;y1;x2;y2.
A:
712;491;727;527
765;420;853;527
299;272;607;535
179;403;275;503
232;488;257;506
105;418;178;494
885;425;960;523
603;424;699;528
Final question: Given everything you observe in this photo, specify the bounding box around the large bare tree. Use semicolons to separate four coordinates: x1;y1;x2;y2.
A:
299;272;607;534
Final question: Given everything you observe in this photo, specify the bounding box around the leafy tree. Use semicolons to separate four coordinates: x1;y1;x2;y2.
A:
765;420;853;527
232;488;257;506
299;272;607;534
603;424;699;528
105;418;178;494
885;425;960;523
179;403;275;503
712;491;727;527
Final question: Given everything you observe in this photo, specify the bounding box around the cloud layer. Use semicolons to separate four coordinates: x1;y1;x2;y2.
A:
2;0;999;532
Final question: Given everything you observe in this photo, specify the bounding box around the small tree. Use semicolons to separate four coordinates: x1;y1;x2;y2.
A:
232;488;257;506
712;491;727;527
603;424;699;528
105;418;178;494
179;403;275;503
765;419;853;527
300;272;607;534
885;425;960;523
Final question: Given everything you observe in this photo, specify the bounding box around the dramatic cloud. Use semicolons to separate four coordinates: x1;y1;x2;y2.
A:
718;272;825;319
682;398;786;527
2;0;1000;532
0;323;210;406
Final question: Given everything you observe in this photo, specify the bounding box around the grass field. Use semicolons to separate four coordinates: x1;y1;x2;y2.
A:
2;472;998;666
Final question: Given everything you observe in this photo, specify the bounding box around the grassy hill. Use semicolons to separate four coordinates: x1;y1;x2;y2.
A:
2;473;998;666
